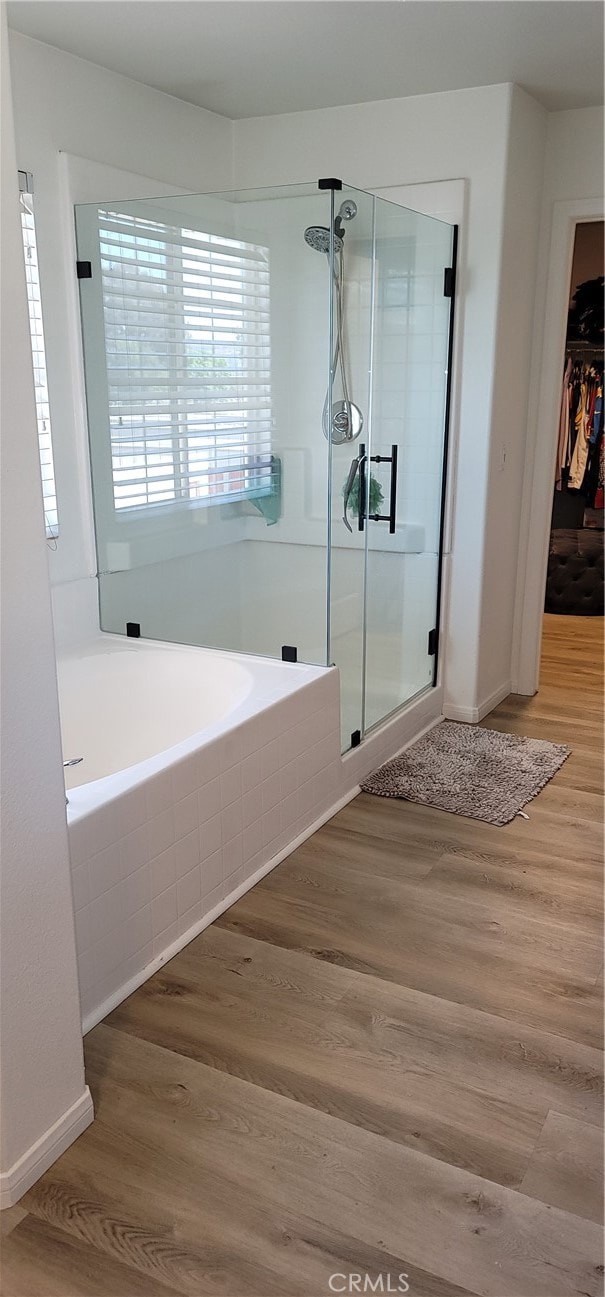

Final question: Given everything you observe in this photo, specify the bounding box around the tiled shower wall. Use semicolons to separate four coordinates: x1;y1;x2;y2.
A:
69;669;341;1029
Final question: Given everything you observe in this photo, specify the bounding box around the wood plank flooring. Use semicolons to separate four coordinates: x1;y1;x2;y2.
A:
3;614;603;1297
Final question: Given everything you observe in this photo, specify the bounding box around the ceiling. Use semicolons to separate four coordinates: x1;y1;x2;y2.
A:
7;1;604;120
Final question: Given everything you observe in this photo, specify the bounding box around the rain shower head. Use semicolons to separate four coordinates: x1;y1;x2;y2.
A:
304;200;357;255
304;225;343;254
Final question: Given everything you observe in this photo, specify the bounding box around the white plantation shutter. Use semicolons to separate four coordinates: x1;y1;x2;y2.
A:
19;179;59;537
97;209;272;511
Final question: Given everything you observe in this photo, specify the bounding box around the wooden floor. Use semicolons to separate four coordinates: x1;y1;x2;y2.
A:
3;615;604;1297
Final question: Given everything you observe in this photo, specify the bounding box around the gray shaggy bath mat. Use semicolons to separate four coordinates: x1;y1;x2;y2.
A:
360;721;571;825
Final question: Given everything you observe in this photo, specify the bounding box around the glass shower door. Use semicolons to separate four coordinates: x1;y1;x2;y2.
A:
363;199;455;732
328;189;456;748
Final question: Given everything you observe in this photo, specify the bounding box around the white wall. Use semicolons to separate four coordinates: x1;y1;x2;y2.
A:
8;31;233;600
542;107;604;207
3;17;601;1205
8;51;526;717
8;44;567;717
1;24;232;1206
232;85;516;715
477;85;547;710
0;8;92;1208
512;106;604;693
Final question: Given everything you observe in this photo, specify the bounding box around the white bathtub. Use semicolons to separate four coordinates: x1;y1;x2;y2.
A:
61;635;342;1030
59;639;253;789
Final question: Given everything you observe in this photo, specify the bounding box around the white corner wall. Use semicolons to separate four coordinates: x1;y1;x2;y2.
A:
7;31;233;600
8;44;577;718
476;85;547;713
7;27;602;719
512;105;604;694
542;106;605;207
0;8;92;1209
232;85;515;717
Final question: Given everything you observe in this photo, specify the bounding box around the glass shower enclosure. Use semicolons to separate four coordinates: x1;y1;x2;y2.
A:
75;180;456;751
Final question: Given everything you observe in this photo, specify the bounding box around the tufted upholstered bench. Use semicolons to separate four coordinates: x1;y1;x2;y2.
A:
545;527;604;615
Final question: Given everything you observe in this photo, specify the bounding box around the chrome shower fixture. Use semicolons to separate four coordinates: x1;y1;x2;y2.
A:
304;198;363;444
304;225;342;254
303;200;358;256
338;199;358;223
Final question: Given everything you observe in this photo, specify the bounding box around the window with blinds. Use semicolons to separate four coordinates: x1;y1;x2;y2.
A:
19;176;59;538
97;209;272;512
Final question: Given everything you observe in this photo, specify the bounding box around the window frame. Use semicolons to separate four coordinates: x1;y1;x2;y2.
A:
18;170;59;541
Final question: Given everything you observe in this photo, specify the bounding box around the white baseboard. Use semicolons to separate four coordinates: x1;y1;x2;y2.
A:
443;680;511;724
0;1087;94;1210
82;785;359;1035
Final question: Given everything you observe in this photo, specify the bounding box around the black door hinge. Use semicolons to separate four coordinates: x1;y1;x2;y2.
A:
438;268;454;298
443;266;455;298
282;645;297;663
428;628;438;656
126;622;141;638
350;729;361;748
76;261;92;279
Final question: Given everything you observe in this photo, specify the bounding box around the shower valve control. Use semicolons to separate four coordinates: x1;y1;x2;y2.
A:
324;400;364;445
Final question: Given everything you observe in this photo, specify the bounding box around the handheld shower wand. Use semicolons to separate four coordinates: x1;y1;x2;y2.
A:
304;200;363;445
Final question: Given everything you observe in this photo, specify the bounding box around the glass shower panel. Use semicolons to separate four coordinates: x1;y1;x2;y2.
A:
75;184;333;665
326;186;375;747
76;178;456;753
363;199;454;732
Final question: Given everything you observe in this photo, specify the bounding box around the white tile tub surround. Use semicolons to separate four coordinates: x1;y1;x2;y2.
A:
65;637;342;1029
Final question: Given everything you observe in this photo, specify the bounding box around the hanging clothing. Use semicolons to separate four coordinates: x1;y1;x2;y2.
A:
582;380;604;507
595;436;605;509
557;356;604;503
590;389;602;445
555;356;572;489
568;376;593;488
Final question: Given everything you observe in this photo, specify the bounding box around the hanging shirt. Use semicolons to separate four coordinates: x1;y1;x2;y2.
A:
555;357;572;489
590;386;602;446
568;378;592;489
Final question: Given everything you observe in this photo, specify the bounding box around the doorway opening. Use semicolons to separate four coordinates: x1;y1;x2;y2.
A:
541;220;603;690
513;198;604;701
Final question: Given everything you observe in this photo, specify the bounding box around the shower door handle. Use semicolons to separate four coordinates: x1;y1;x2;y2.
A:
358;444;398;534
357;445;367;532
386;443;398;535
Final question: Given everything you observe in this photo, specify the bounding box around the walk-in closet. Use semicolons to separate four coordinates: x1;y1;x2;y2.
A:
545;221;604;616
